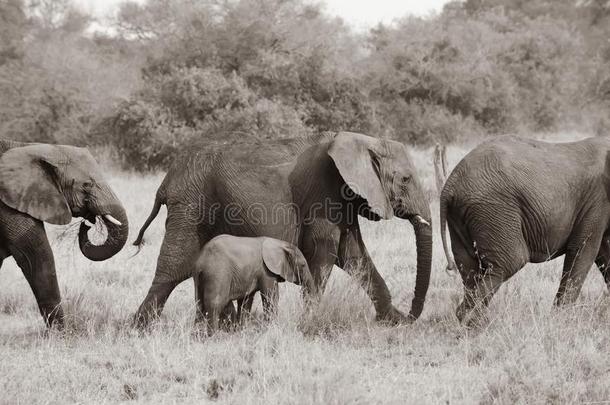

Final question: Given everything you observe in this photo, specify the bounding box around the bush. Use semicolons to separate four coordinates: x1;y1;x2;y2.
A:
362;7;588;143
103;100;180;170
155;67;253;126
2;0;609;170
103;66;314;169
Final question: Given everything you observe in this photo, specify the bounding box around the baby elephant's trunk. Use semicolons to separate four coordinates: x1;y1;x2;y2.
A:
295;266;318;305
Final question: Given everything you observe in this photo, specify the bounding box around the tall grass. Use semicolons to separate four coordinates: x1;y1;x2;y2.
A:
0;136;609;403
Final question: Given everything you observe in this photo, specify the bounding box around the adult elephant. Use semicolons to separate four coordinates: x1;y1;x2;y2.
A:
438;136;610;326
133;132;432;327
0;140;129;327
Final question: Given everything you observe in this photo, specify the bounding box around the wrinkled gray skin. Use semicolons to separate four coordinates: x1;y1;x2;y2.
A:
439;136;610;326
194;235;315;334
0;140;129;328
133;132;432;328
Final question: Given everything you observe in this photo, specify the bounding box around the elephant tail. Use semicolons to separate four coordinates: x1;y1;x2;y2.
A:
435;144;457;273
440;190;457;273
132;187;166;249
433;143;448;195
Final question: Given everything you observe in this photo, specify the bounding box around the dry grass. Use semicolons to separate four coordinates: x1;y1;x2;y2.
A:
1;134;609;404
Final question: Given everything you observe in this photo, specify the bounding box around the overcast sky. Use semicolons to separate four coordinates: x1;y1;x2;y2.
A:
75;0;451;29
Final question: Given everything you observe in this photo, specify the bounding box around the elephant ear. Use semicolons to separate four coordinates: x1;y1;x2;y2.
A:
262;238;301;284
327;132;393;219
0;145;71;224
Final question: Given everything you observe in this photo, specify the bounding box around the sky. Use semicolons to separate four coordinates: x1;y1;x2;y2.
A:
75;0;452;30
323;0;451;28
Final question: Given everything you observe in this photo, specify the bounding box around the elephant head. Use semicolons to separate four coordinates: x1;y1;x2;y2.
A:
0;144;128;261
262;238;316;294
328;132;432;320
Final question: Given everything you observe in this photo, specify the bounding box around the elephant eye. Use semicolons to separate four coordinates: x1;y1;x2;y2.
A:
83;181;94;190
402;175;412;183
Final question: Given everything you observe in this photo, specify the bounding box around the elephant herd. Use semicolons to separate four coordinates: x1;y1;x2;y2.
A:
0;133;609;331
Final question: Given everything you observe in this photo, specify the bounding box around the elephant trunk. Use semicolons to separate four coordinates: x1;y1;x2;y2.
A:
302;270;318;298
408;218;433;320
78;189;129;262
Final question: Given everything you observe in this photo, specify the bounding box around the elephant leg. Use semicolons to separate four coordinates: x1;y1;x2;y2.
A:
457;271;506;327
194;276;205;324
451;223;525;326
451;243;481;324
260;283;279;321
134;222;202;329
193;277;238;326
218;302;237;331
194;278;235;325
594;259;610;293
337;225;406;324
594;239;610;292
311;258;333;295
8;224;63;328
555;233;602;306
600;265;610;292
204;305;220;336
300;222;340;303
236;293;255;323
194;275;235;327
200;286;230;336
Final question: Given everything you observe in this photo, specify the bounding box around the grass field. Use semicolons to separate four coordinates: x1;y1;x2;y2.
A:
1;135;609;404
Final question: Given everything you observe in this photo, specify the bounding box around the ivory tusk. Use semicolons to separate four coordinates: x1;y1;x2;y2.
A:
414;215;430;226
104;214;122;226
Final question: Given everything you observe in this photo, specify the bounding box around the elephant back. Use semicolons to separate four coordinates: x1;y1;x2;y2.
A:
0;139;30;156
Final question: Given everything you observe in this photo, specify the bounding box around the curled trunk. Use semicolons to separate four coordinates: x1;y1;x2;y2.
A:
79;204;129;261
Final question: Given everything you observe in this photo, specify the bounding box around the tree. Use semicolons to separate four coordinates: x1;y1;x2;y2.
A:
0;0;27;65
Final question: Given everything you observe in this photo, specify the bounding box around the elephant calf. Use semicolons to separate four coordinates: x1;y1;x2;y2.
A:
194;235;315;334
438;136;610;326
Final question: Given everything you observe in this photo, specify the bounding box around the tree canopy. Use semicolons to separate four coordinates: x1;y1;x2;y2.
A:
1;0;609;169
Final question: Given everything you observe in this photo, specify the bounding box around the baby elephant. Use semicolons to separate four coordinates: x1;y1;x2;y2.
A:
194;235;315;334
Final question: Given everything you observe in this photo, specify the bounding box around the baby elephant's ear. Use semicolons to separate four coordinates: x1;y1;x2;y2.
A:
262;238;300;284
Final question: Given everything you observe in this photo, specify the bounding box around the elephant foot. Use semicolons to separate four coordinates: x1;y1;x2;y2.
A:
133;308;159;330
49;317;65;331
456;301;489;329
218;302;237;332
375;306;409;326
41;304;64;330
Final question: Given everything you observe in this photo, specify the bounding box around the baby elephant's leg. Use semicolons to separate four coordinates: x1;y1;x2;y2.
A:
203;298;230;336
218;302;237;331
259;281;279;321
196;275;230;336
236;293;255;323
195;277;236;327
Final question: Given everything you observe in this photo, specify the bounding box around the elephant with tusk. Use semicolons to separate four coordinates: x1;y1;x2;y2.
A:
133;131;432;328
0;140;129;327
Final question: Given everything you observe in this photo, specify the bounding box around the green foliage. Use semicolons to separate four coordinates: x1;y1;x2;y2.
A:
1;0;609;170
